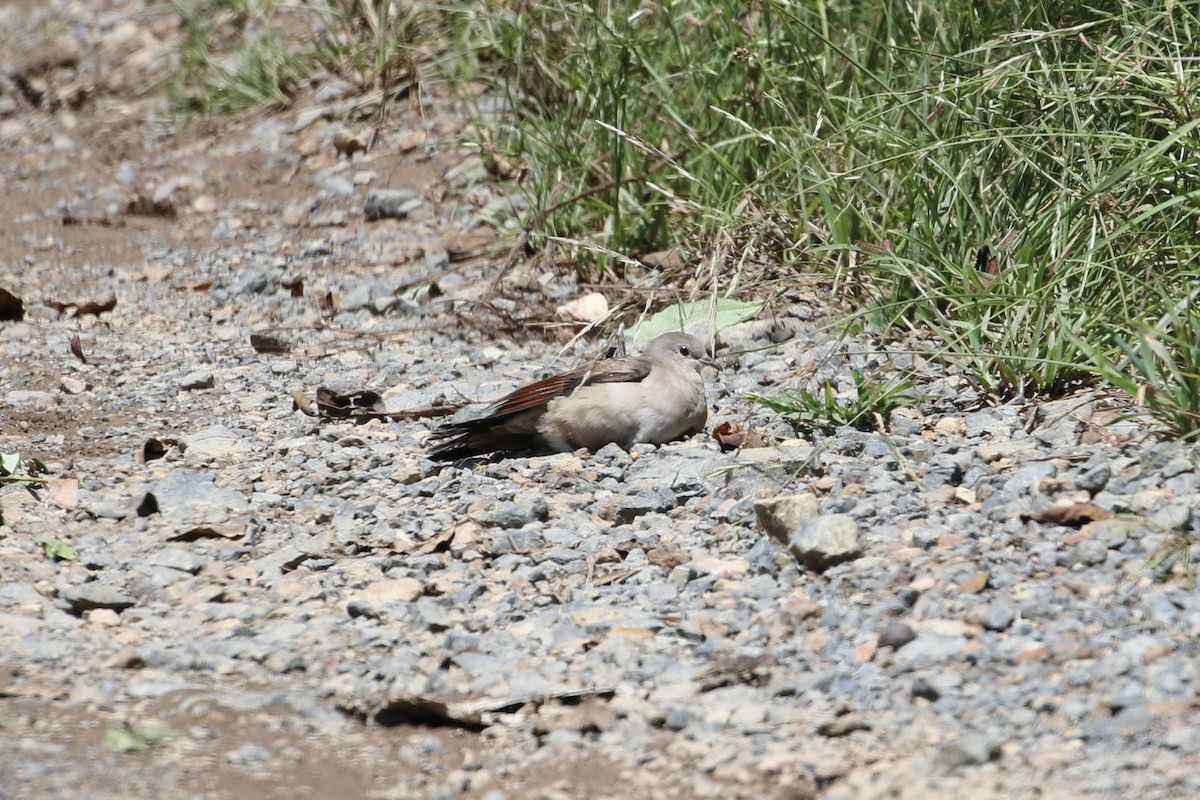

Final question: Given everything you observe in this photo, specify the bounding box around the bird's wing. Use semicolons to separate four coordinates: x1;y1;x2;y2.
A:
426;353;654;459
475;353;653;421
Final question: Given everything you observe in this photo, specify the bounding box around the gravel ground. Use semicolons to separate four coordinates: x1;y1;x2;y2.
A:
3;3;1200;799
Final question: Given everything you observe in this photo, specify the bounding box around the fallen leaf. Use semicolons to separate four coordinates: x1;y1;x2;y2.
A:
69;334;86;363
45;294;117;318
249;332;292;354
168;523;245;542
136;438;178;464
556;292;609;324
312;386;460;422
42;539;77;561
712;421;765;451
1020;503;1113;528
316;387;388;418
974;244;998;276
177;279;213;291
102;721;168;753
282;276;304;297
333;128;367;157
633;297;762;341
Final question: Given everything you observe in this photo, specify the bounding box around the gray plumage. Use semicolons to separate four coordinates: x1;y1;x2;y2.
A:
428;332;717;460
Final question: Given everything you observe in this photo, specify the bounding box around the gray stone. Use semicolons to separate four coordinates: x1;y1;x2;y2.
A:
179;370;215;391
754;493;821;541
482;496;549;528
980;602;1016;631
415;596;455;630
1160;455;1194;479
877;621;917;650
1150;502;1192;531
774;513;863;572
1093;521;1130;549
62;584;136;612
480;528;544;556
1067;539;1109;568
935;733;1002;769
182;426;248;460
364;188;422;220
924;455;964;489
152;547;204;575
1075;462;1111;494
347;599;379;619
1005;461;1057;494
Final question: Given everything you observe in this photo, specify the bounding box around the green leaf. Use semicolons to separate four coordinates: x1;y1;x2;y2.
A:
0;452;18;477
102;721;168;753
42;540;77;561
632;298;762;341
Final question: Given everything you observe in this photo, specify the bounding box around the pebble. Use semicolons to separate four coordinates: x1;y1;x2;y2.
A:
61;584;137;612
364;188;423;220
979;602;1016;632
935;733;1002;769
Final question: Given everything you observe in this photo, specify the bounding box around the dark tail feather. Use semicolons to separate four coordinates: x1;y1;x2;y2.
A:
427;428;543;460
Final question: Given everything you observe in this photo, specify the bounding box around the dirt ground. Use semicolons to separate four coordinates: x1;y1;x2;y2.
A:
0;4;540;797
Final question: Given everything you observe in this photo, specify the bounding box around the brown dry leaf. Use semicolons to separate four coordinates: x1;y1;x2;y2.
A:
69;334;86;363
974;244;999;276
313;386;460;422
712;421;766;451
177;279;213;291
1020;503;1113;528
333;128;367;157
249;332;292;355
46;294;117;317
135;437;179;464
168;525;240;542
282;276;304;297
315;386;388;419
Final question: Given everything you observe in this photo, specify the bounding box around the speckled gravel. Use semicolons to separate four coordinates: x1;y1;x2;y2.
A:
3;3;1200;800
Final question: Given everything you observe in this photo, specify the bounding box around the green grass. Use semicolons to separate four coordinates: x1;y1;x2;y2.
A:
163;0;442;114
750;368;923;436
162;0;1200;437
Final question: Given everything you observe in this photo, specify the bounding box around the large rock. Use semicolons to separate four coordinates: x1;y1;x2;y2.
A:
755;494;863;571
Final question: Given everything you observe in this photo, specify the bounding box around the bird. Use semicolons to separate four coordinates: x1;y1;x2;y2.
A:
428;332;718;460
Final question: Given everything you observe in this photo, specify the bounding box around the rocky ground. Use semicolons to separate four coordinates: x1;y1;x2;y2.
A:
3;3;1200;799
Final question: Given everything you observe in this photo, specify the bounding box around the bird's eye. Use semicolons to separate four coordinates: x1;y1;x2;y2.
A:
678;346;691;357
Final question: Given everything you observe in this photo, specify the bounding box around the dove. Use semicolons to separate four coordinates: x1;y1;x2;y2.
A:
428;332;717;459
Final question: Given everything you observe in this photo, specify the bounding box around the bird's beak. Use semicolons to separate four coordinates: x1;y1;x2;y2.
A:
701;352;721;372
